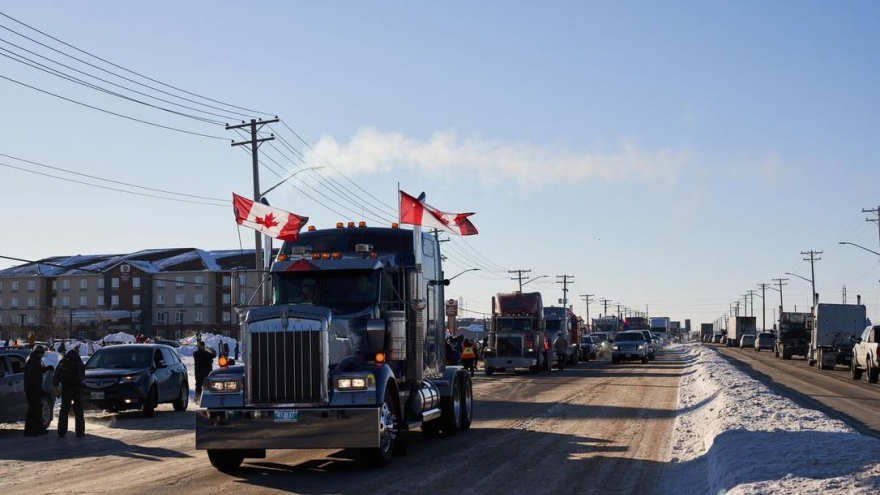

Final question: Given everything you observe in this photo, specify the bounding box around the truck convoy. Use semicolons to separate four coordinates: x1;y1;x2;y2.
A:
809;301;866;370
544;306;580;366
195;223;474;471
483;291;547;375
776;311;813;360
726;316;757;347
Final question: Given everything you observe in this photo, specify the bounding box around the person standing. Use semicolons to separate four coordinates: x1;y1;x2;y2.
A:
553;333;568;371
193;340;216;403
233;340;239;360
24;345;51;437
53;345;86;438
460;338;477;377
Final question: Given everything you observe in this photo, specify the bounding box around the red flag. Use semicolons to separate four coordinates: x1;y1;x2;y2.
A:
232;193;308;241
399;190;478;236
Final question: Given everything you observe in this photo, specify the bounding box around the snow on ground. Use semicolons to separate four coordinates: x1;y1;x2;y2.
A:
666;343;880;494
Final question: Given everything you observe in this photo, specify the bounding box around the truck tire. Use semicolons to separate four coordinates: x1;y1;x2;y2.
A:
207;449;245;472
817;350;824;370
459;374;473;431
361;388;399;467
851;360;863;380
611;355;620;364
440;376;462;436
782;348;793;360
485;366;495;376
869;360;880;384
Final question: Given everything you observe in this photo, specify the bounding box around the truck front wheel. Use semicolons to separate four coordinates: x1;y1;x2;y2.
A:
459;373;473;431
440;376;462;436
362;389;399;467
851;359;864;380
868;360;879;384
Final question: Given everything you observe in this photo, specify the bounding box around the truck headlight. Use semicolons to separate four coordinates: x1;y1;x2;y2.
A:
336;375;371;391
208;379;241;393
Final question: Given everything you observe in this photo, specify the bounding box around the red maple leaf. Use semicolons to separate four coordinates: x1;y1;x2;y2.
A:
256;213;279;229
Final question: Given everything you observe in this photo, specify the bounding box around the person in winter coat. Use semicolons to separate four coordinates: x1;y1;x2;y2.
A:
53;345;86;438
460;338;477;377
553;333;568;371
24;345;52;437
193;340;216;401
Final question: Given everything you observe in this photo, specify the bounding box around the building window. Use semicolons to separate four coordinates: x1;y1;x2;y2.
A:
60;296;68;308
194;275;204;287
156;294;165;305
0;281;3;292
133;277;141;288
222;276;230;287
194;293;204;306
157;278;165;288
79;296;88;307
111;278;119;289
27;280;35;292
222;293;231;304
222;311;231;323
111;295;119;307
51;297;56;307
51;280;56;291
132;294;140;306
175;294;185;305
194;311;203;322
175;276;184;288
26;297;35;308
97;295;104;307
157;312;167;323
175;311;185;323
27;314;35;324
79;279;88;290
61;280;69;291
97;278;104;289
11;281;19;291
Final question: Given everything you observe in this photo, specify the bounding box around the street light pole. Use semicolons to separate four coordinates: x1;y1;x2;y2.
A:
447;268;480;282
839;241;880;257
521;274;548;288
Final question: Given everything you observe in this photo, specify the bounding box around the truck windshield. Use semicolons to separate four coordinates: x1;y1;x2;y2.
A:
274;270;378;313
496;317;534;332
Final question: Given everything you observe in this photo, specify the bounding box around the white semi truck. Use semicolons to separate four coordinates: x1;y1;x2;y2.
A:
727;316;757;347
809;301;866;370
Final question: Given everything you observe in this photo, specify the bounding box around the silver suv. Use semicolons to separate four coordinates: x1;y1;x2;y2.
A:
638;330;656;361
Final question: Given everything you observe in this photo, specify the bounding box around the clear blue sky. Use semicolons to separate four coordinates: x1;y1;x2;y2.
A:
2;1;879;328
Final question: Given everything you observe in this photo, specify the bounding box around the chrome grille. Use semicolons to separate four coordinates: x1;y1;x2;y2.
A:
249;324;324;405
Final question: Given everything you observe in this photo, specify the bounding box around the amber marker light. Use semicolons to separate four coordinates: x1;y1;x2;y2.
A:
374;352;386;364
218;356;229;368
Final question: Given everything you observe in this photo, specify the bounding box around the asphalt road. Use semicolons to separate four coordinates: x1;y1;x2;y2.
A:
0;348;690;495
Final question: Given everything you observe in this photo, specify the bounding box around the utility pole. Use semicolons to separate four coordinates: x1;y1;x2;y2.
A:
227;117;279;306
801;250;822;308
757;283;770;332
509;269;531;292
599;298;612;317
746;290;757;317
556;275;574;309
863;206;880;250
772;277;788;314
580;294;594;332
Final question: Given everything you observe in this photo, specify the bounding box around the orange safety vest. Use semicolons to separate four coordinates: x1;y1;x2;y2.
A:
461;345;476;359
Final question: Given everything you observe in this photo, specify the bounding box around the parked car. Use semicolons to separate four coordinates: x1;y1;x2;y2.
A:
0;349;55;430
851;325;880;383
82;344;189;417
740;334;757;349
578;337;595;361
611;331;649;364
755;332;776;351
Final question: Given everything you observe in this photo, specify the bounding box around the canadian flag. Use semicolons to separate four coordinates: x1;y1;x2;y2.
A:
399;190;478;236
232;193;308;241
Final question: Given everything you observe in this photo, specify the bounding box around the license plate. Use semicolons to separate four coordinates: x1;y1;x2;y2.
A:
274;410;298;422
90;391;104;400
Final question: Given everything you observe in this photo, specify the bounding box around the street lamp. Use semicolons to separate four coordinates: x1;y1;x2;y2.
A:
785;272;814;310
520;274;548;291
839;241;880;257
447;268;480;282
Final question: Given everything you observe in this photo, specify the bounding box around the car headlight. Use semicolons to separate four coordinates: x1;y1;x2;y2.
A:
207;379;241;393
612;344;619;351
117;374;141;384
638;345;645;350
336;374;373;391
